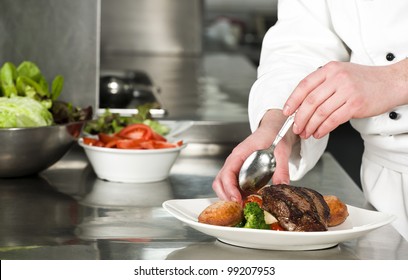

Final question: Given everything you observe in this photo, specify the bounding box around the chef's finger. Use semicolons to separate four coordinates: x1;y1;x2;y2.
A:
312;102;351;139
299;88;346;138
271;143;291;185
283;66;326;116
212;170;242;202
272;165;290;185
212;152;245;202
292;81;337;136
212;176;229;201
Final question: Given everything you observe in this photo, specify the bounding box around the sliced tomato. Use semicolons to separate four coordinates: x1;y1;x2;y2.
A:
152;140;179;149
270;222;285;231
140;140;156;149
104;139;121;148
98;133;122;145
83;137;104;147
116;139;145;149
152;131;167;141
243;194;263;207
117;123;153;140
83;123;183;150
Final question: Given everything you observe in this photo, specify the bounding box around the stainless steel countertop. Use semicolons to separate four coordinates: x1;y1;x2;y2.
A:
1;53;406;260
1;142;407;260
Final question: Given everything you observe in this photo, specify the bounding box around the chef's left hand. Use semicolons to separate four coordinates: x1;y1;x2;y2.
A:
283;60;408;139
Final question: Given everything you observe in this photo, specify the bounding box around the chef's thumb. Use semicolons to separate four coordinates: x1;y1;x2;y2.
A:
272;164;290;185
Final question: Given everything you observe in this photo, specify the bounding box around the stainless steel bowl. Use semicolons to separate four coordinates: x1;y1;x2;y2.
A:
0;121;85;178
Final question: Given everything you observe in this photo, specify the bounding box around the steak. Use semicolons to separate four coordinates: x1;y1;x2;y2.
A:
258;184;330;232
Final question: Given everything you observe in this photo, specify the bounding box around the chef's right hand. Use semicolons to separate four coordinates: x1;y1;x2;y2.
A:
212;109;298;203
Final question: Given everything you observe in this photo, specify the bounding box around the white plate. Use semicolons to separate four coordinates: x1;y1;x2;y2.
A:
163;198;396;251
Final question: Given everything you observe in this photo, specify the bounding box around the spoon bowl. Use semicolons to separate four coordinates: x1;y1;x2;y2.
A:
238;148;276;193
238;112;296;193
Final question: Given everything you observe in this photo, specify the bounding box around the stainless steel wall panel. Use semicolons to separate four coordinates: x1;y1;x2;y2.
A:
101;0;203;55
0;0;100;109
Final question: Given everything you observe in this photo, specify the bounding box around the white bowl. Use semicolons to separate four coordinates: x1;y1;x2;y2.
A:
78;138;186;183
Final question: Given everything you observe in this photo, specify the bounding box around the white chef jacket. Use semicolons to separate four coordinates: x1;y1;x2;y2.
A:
248;0;408;240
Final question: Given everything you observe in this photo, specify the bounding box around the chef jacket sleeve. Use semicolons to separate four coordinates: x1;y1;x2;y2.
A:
248;0;351;180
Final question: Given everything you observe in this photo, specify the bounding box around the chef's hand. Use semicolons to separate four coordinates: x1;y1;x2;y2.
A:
283;60;408;139
212;109;298;203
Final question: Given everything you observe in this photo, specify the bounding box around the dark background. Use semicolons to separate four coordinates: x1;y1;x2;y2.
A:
326;121;364;188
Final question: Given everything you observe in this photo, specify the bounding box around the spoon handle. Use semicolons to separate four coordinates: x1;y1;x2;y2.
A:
270;112;296;149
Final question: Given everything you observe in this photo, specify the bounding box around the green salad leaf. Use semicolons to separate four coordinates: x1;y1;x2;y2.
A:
0;61;63;108
16;61;43;82
0;62;18;97
0;60;93;128
0;96;53;127
51;75;64;101
84;104;170;136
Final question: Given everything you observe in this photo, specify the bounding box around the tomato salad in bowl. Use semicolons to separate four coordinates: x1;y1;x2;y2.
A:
79;107;187;183
81;123;183;150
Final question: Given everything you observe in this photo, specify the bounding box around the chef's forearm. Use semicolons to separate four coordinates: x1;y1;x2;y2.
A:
391;58;408;106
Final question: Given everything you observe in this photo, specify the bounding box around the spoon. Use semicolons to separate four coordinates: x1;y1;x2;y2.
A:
238;112;296;193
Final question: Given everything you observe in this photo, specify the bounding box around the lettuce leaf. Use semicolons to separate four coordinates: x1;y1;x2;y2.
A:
0;96;53;128
83;105;169;136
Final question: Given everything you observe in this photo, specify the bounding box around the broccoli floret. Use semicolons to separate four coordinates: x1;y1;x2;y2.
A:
242;202;269;230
